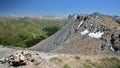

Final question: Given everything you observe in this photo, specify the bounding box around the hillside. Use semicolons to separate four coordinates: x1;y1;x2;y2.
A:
0;16;62;48
30;13;120;55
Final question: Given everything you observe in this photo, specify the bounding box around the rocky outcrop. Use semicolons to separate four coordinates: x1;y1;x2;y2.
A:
0;51;32;67
110;32;120;51
30;13;120;55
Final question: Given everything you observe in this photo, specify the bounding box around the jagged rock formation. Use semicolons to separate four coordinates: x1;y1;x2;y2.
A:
30;13;120;55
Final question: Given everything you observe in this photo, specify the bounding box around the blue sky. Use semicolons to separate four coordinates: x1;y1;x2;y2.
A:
0;0;120;16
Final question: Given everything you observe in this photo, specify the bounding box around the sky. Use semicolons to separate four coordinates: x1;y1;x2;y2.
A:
0;0;120;17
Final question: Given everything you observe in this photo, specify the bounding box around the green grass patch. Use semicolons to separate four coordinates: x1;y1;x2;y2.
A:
87;56;120;68
83;63;92;68
50;57;63;63
74;56;81;60
64;64;71;68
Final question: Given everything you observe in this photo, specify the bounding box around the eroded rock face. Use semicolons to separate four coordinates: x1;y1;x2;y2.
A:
72;14;120;54
31;13;120;55
111;33;120;51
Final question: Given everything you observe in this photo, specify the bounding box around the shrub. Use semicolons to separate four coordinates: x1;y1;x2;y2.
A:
64;64;71;68
50;57;63;63
74;56;80;60
83;63;92;68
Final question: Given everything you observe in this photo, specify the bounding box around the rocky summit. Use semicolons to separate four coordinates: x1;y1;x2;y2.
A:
30;13;120;55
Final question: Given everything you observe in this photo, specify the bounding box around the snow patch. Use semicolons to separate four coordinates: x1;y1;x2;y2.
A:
81;29;89;35
88;31;104;38
78;20;84;28
90;24;93;27
110;46;115;51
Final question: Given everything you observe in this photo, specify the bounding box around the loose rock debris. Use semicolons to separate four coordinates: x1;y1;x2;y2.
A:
0;51;35;67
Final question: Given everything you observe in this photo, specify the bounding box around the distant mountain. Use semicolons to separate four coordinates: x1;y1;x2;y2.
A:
90;12;120;25
39;14;67;20
30;13;120;55
111;15;120;24
1;14;67;21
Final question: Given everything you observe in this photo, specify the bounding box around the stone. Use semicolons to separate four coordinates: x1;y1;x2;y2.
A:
31;59;35;62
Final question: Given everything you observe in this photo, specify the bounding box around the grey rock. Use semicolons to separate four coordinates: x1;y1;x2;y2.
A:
30;13;120;55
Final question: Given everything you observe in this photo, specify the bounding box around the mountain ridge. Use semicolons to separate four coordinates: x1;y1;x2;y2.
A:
30;13;120;55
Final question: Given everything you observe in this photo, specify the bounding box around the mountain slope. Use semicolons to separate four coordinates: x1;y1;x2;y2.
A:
0;17;61;48
30;13;120;55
